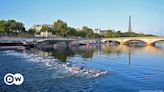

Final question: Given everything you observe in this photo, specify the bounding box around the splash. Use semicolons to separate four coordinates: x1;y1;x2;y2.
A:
3;50;108;78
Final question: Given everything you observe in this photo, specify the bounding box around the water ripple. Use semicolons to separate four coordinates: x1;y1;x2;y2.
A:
3;50;109;79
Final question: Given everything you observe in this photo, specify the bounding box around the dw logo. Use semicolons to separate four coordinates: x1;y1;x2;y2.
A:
4;73;24;85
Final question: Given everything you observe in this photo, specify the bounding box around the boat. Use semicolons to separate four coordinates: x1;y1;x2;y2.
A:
0;40;34;49
0;46;25;51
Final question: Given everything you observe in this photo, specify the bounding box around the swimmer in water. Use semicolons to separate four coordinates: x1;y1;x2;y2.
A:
45;61;53;66
70;66;81;74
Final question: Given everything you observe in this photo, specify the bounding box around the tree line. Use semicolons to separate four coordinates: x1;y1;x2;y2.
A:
103;30;154;38
0;20;26;36
28;19;100;38
0;19;155;38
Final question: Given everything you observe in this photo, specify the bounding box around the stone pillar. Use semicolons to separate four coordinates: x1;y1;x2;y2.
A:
120;42;125;45
146;42;155;46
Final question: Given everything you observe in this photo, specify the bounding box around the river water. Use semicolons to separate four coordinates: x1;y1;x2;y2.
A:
0;44;164;92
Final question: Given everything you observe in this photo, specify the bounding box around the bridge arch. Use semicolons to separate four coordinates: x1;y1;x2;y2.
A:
124;40;147;45
104;40;121;44
151;40;164;46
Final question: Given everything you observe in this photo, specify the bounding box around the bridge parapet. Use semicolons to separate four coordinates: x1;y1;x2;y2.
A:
35;37;76;43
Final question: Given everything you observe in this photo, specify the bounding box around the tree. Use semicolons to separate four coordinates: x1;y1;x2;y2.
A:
53;19;68;37
28;28;37;36
122;32;137;37
67;27;77;37
40;25;52;32
51;29;57;35
0;20;25;35
103;29;114;38
0;20;6;33
82;26;94;38
116;31;122;37
77;31;86;37
15;22;26;33
92;33;100;38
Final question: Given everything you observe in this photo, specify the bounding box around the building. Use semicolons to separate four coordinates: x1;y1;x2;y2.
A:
31;24;53;32
93;29;107;35
40;31;53;37
31;25;42;33
31;24;53;37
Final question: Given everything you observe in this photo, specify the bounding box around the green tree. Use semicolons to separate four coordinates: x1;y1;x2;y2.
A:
76;31;86;37
28;28;37;36
82;26;94;38
67;27;77;37
51;29;57;35
40;25;53;32
122;32;137;37
103;29;114;38
0;20;6;34
53;19;68;37
92;33;100;38
116;31;122;37
0;20;25;35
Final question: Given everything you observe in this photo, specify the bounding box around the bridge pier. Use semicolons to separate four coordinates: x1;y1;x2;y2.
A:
146;43;155;46
120;42;125;45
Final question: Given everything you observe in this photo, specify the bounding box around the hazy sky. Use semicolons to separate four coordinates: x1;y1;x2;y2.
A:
0;0;164;35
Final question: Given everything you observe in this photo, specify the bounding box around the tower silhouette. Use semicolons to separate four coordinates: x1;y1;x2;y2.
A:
128;16;132;32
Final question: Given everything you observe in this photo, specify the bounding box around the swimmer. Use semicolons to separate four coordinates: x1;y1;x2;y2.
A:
95;70;102;77
71;66;80;72
45;61;53;66
100;70;108;75
95;70;108;77
69;66;81;74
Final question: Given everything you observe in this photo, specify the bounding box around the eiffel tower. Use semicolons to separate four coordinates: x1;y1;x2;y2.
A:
128;16;132;32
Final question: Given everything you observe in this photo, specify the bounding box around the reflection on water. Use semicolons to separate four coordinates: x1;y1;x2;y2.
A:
27;46;96;62
1;43;164;92
30;44;164;63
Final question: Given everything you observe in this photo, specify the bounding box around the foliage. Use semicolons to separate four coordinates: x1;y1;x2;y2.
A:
0;19;155;38
53;19;68;37
76;31;86;37
67;27;77;37
28;28;37;36
103;30;155;38
0;19;25;35
40;25;51;32
81;26;93;37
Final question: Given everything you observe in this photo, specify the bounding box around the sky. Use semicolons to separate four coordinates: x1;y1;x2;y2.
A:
0;0;164;35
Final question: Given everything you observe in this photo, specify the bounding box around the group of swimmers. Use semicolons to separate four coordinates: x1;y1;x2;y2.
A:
46;61;108;78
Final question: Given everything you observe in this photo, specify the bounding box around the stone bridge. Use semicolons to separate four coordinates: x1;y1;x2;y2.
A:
35;37;76;43
33;37;76;48
102;37;164;46
35;37;101;46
